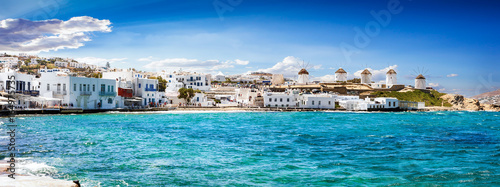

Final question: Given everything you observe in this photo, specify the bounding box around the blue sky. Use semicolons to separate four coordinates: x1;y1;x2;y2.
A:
1;0;499;96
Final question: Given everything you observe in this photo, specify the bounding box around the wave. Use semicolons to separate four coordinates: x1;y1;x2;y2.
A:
0;158;78;186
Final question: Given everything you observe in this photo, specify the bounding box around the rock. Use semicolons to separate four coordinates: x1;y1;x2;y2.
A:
440;94;482;111
481;103;500;112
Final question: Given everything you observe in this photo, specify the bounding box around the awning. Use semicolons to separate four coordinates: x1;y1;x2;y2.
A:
29;97;63;102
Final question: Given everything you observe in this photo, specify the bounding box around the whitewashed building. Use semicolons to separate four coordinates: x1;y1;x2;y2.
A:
339;97;400;111
0;69;38;96
215;72;226;82
264;90;336;109
161;71;211;92
37;71;122;109
70;62;87;69
102;70;162;107
54;61;68;67
0;57;19;69
29;58;38;65
236;88;262;106
299;94;337;109
134;78;161;106
264;91;299;108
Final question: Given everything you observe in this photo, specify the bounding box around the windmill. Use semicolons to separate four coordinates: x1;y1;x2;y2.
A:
296;60;311;84
410;66;431;90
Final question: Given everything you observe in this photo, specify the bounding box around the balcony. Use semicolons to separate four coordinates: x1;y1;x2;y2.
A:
24;90;40;96
53;90;67;95
81;91;92;96
99;91;116;96
145;87;157;91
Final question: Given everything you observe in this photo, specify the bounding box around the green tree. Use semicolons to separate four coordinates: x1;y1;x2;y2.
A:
154;76;167;91
89;72;102;78
178;88;201;103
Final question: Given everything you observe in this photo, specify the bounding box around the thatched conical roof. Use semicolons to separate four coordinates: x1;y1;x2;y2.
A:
335;68;347;74
416;74;426;79
386;69;397;74
298;68;309;75
361;69;371;75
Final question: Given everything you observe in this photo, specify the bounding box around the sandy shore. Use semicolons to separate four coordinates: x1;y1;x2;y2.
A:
0;160;76;187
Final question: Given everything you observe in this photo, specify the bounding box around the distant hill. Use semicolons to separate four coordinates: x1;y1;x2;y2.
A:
472;89;500;99
472;89;500;105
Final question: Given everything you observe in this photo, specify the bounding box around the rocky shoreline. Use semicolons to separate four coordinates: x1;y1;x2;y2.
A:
440;94;500;112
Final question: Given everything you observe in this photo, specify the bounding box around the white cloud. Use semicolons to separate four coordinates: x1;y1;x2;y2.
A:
252;56;321;77
143;58;249;73
447;74;458;77
138;56;154;62
314;74;336;82
75;57;127;66
234;59;249;65
429;83;440;87
0;16;111;53
351;65;398;81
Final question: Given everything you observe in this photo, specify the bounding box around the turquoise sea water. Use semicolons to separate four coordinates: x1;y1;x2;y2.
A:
1;111;500;186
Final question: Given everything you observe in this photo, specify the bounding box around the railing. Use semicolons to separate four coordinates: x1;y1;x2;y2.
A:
26;90;40;96
145;87;157;91
99;91;116;96
81;91;92;95
53;90;67;95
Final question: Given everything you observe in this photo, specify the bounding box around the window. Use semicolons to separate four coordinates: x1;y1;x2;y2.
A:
274;98;277;102
108;85;110;92
138;83;141;88
108;98;113;104
312;101;315;105
93;84;95;92
389;102;391;107
111;86;114;92
101;84;105;92
287;98;290;102
47;84;50;91
87;84;90;91
319;101;321;105
83;84;86;92
269;98;272;102
63;84;66;91
280;98;283;102
79;84;82;91
74;84;76;91
329;101;331;105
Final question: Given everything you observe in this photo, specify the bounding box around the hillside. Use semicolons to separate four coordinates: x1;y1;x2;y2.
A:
371;90;452;107
471;89;500;99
